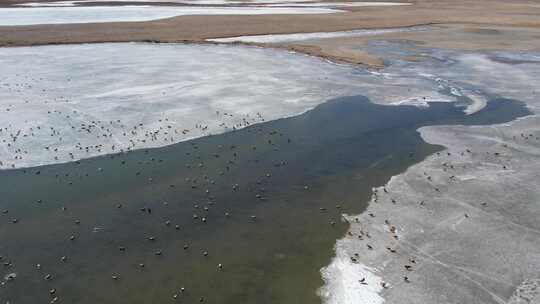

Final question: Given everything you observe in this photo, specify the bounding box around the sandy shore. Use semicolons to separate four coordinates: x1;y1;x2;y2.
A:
269;23;540;67
1;0;540;53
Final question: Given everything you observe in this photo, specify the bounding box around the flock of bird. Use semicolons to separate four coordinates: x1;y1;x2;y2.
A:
0;75;268;170
339;130;538;291
2;73;537;304
0;124;296;303
1;75;300;303
0;75;332;304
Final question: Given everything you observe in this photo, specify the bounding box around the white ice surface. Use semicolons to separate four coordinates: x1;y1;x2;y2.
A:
17;0;412;7
17;0;410;6
208;26;426;43
266;1;410;7
0;43;367;169
0;43;518;170
0;6;341;25
17;1;77;6
319;240;385;304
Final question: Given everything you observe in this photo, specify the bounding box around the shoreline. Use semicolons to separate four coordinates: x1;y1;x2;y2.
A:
0;42;377;170
3;41;502;170
1;0;540;66
4;94;511;303
318;42;540;304
320;109;540;303
2;22;540;69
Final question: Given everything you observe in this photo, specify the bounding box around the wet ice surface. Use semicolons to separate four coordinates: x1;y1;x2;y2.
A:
208;26;427;43
321;41;540;304
0;6;341;25
0;42;487;170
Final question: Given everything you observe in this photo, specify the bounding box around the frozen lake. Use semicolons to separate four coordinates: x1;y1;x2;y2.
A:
17;0;411;7
0;6;341;25
1;40;538;304
0;42;499;169
0;43;363;168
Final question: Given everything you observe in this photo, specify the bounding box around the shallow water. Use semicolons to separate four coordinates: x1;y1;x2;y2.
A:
0;95;530;304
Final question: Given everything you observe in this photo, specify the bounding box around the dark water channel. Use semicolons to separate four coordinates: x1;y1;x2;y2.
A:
0;95;530;304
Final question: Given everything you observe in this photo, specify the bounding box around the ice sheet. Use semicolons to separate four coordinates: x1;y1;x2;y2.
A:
18;0;410;5
208;26;427;43
0;43;365;169
266;1;410;7
1;43;522;169
320;42;540;304
0;6;342;25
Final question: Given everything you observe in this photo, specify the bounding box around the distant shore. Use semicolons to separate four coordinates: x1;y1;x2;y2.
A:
1;0;540;67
